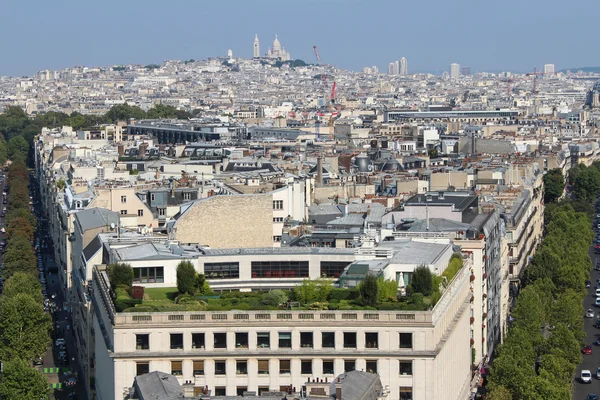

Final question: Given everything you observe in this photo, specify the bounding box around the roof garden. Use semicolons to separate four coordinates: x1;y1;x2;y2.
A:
95;252;469;315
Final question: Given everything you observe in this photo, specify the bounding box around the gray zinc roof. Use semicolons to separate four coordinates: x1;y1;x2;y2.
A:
133;371;183;400
75;207;119;232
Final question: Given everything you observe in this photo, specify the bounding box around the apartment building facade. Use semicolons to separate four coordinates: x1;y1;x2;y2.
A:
92;258;472;400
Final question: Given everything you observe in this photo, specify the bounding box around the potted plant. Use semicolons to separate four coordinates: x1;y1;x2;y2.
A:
470;317;475;324
482;293;487;299
470;338;475;346
482;312;488;319
483;273;488;279
470;274;476;282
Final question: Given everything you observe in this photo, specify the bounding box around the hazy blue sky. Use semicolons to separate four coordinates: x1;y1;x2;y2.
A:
1;0;598;77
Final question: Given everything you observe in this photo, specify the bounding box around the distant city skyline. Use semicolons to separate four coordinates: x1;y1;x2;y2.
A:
1;0;599;77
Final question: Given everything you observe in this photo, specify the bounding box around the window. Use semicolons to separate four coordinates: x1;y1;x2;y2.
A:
133;267;164;283
171;361;182;375
236;360;248;375
344;360;355;372
236;387;247;397
158;208;166;216
120;210;127;215
273;235;282;242
399;361;413;376
215;361;226;375
399;333;413;349
257;332;270;348
170;333;183;350
258;387;270;396
322;332;335;348
300;332;313;348
214;387;226;396
320;261;352;278
301;360;312;374
273;200;283;210
136;362;149;376
365;332;378;349
258;360;269;375
121;195;127;203
343;332;357;349
279;359;291;375
251;261;309;278
399;387;413;400
150;193;156;202
192;333;205;349
366;360;377;374
184;192;192;201
214;333;227;349
273;217;284;223
193;360;204;376
279;332;292;348
137;209;144;217
136;334;149;350
236;333;248;349
323;360;334;375
204;262;239;279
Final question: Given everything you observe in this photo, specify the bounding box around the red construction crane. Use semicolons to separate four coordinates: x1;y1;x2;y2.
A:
526;67;547;95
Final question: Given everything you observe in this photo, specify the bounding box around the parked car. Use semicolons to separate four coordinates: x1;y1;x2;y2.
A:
586;309;595;318
582;369;593;383
587;394;599;400
583;345;593;355
587;280;593;288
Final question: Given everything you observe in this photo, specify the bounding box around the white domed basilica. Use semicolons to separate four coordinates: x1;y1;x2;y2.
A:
254;35;291;61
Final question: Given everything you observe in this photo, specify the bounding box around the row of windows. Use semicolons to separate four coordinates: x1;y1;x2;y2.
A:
119;209;145;216
136;359;414;377
251;261;309;278
133;267;164;283
204;262;239;279
136;332;413;351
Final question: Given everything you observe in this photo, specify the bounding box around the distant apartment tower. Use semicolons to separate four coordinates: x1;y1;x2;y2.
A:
388;61;399;75
400;57;408;75
544;64;555;75
253;34;260;58
450;63;460;79
460;66;471;76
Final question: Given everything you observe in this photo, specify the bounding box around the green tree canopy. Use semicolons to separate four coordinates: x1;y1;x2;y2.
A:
359;274;379;307
543;168;565;204
0;358;50;400
7;136;29;162
411;265;434;296
107;263;134;289
3;272;43;302
0;293;52;361
176;261;197;295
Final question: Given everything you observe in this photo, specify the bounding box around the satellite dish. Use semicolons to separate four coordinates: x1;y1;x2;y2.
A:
110;222;116;230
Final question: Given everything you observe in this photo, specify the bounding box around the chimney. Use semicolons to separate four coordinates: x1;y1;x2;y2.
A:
316;156;323;187
139;143;148;158
182;384;195;398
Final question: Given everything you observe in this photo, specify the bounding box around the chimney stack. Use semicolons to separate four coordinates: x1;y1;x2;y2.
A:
316;156;323;187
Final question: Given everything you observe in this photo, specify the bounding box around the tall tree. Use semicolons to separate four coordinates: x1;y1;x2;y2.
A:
7;136;29;162
107;263;134;289
0;358;50;400
3;272;43;302
0;293;52;361
359;274;379;307
176;261;197;295
411;265;434;296
543;168;565;204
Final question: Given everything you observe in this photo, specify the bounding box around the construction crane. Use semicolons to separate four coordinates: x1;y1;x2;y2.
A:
526;67;547;95
328;82;338;140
